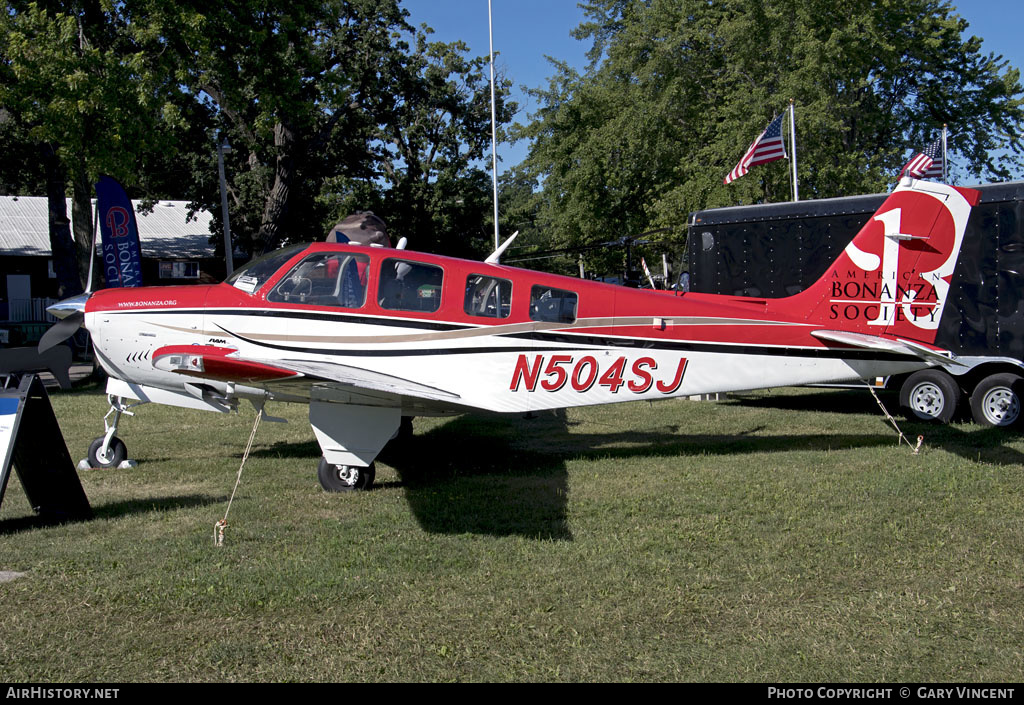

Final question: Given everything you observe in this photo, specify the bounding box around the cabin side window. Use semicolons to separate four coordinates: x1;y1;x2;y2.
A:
529;285;577;324
378;259;444;313
266;252;371;308
464;274;512;319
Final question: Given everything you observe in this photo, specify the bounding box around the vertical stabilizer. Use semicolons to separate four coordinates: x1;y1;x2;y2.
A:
776;179;980;345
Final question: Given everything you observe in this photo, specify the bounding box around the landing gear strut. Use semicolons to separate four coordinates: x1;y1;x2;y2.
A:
88;395;138;468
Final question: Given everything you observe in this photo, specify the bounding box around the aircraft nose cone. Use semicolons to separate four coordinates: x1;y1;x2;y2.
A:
46;292;90;320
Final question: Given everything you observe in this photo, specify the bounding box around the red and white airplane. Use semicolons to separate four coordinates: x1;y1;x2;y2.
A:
44;179;978;491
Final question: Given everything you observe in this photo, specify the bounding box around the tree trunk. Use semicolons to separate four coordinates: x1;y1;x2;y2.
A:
71;168;95;291
255;120;298;255
42;143;83;298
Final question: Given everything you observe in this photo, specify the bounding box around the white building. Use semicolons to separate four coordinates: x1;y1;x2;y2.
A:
0;196;219;328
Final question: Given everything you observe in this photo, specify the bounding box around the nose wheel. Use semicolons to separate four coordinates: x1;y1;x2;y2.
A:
317;457;375;492
88;436;127;468
86;394;139;468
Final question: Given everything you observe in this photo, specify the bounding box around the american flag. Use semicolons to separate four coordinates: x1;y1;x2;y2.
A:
724;112;788;185
900;136;945;180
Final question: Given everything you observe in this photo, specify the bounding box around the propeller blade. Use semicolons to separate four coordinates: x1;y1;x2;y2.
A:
38;311;84;354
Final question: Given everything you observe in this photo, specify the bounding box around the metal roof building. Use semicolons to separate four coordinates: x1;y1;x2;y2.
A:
0;196;214;257
2;197;221;331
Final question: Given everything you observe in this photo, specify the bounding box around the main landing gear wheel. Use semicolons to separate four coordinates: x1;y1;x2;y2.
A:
317;457;375;492
88;436;127;468
900;369;961;423
398;415;414;441
970;373;1023;427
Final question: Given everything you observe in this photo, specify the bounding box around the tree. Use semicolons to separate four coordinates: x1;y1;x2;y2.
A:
163;2;515;259
515;0;1024;272
338;31;516;258
0;0;213;293
150;0;412;256
2;0;521;282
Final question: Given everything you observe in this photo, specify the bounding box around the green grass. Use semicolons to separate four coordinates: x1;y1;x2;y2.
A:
1;383;1023;682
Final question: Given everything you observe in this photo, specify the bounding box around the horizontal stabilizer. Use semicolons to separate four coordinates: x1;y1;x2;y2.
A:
811;329;965;367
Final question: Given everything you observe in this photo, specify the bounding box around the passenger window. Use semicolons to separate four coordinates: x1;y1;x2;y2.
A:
378;259;443;312
464;275;512;318
530;285;577;324
267;252;370;308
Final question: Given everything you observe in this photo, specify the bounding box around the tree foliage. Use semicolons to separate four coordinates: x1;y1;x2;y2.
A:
149;0;407;256
0;0;515;291
338;31;516;258
0;0;213;292
125;0;515;259
510;0;1024;273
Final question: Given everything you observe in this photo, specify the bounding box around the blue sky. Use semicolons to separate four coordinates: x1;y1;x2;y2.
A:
403;0;1024;177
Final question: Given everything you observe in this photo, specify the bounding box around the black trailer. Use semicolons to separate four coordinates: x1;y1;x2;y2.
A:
687;181;1024;426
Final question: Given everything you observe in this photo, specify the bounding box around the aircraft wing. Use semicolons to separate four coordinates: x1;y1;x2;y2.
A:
152;345;461;404
810;329;966;367
255;357;462;402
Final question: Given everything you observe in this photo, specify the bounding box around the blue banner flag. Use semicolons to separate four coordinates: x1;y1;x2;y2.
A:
95;175;144;288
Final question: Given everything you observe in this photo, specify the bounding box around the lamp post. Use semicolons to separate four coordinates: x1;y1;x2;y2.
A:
217;135;234;276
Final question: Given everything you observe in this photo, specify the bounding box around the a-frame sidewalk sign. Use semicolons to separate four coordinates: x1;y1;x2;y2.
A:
0;374;91;521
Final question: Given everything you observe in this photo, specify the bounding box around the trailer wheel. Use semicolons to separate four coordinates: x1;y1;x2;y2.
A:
969;373;1023;427
900;370;960;423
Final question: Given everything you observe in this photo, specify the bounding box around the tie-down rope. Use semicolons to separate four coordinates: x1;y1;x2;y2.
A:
215;408;263;546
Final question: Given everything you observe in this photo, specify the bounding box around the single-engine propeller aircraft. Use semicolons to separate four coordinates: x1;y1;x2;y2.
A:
43;179;978;491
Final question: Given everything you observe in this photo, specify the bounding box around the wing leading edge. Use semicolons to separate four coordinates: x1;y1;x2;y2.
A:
151;345;462;403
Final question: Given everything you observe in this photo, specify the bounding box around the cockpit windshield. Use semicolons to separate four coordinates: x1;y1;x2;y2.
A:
225;244;307;294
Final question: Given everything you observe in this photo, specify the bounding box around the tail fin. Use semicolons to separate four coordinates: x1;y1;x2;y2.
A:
778;178;980;345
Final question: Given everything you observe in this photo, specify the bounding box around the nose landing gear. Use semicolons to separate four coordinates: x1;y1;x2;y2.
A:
87;395;139;468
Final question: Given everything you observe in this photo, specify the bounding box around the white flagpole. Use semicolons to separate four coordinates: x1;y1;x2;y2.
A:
86;198;98;293
942;124;948;182
488;0;500;250
789;98;799;202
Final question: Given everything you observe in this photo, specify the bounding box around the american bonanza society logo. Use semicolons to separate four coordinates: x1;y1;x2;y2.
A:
828;270;943;326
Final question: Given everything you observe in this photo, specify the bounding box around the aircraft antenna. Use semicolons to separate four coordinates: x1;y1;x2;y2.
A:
486;230;519;264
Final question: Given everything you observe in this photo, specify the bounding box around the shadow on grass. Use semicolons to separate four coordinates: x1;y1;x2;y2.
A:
726;388;1024;465
248;440;322;460
0;493;222;535
725;388;896;415
91;493;225;520
382;411;574;541
247;414;575;540
244;399;1024;540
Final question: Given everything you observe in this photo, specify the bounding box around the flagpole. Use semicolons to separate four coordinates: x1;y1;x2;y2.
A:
941;124;948;182
488;0;500;250
789;99;799;202
87;198;98;293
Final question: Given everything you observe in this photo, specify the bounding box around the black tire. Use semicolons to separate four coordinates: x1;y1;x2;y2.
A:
87;436;127;468
317;457;375;492
969;373;1023;427
900;369;961;423
398;415;414;441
